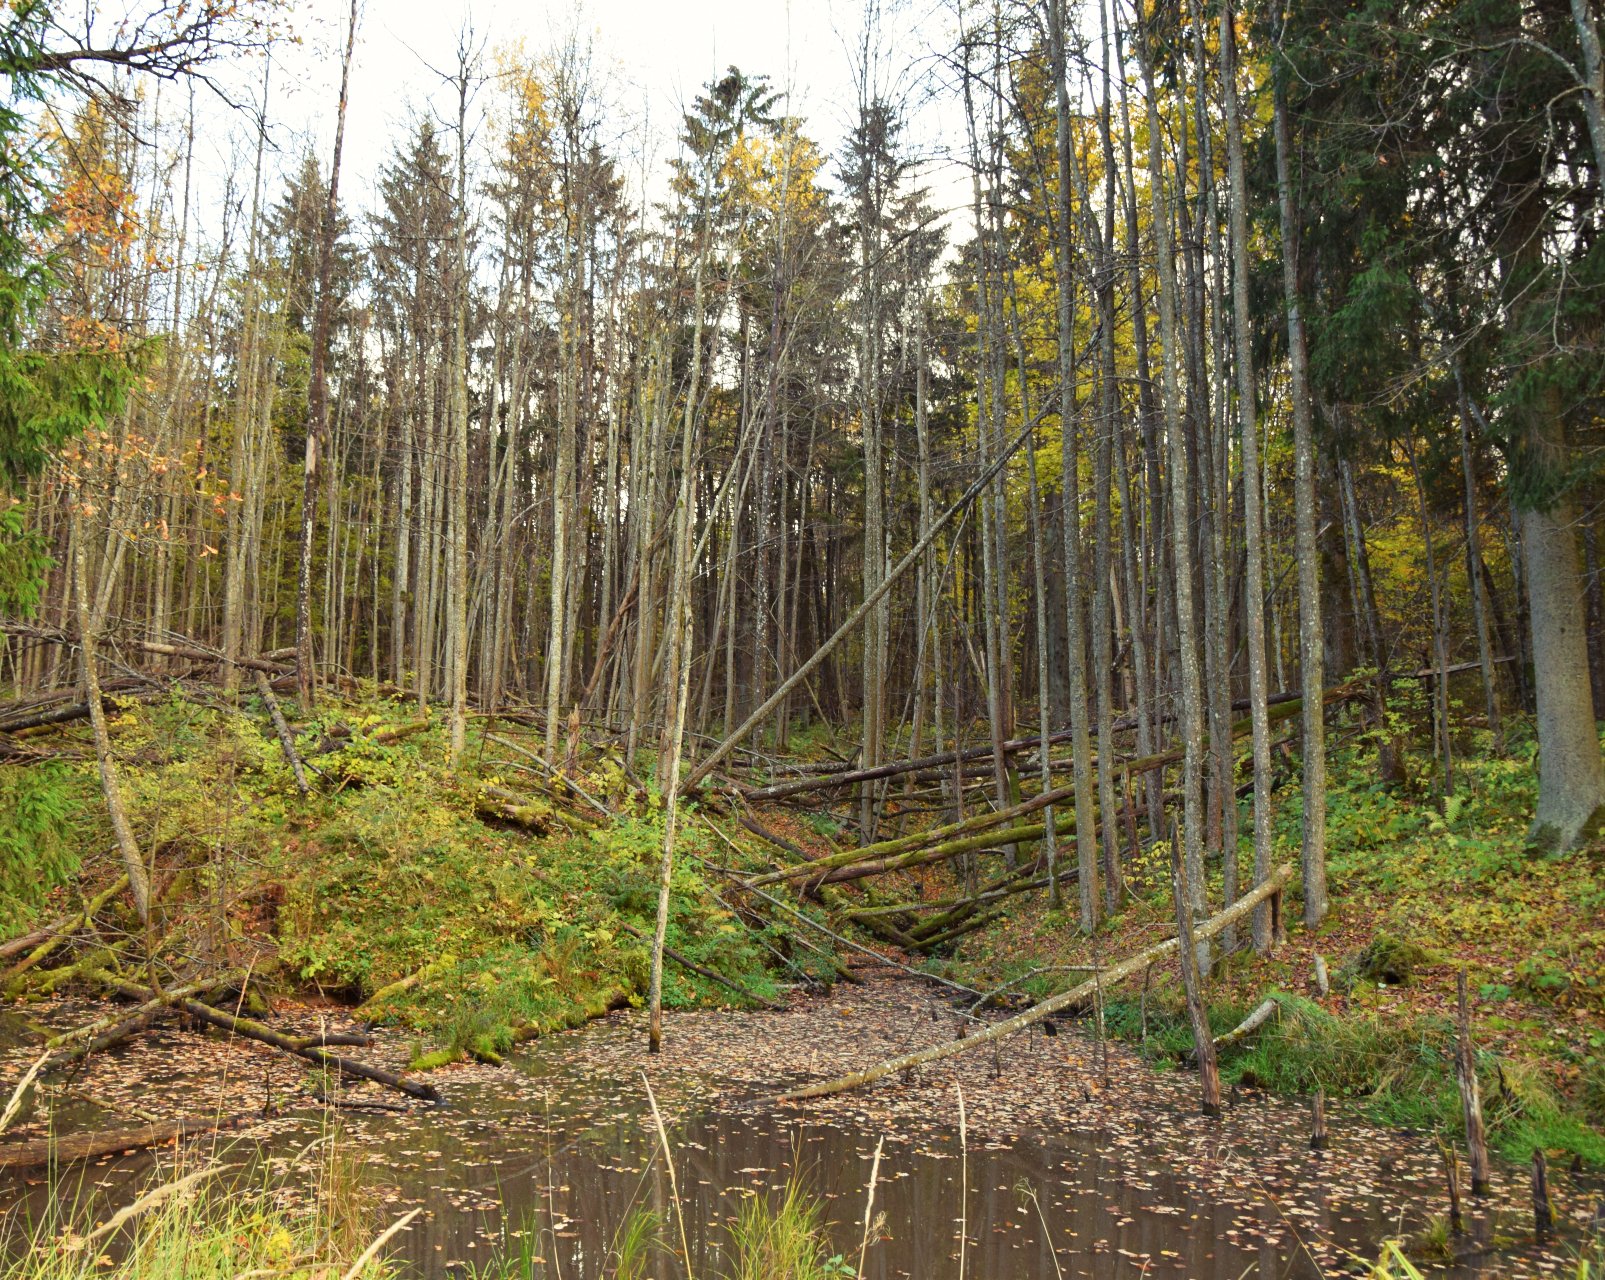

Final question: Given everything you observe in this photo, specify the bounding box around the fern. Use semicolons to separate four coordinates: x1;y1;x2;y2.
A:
0;764;82;932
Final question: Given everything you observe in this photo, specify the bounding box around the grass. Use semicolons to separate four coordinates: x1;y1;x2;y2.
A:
0;1145;393;1280
723;1175;855;1280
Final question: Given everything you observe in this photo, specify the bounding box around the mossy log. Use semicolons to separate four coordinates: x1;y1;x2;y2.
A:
1213;996;1281;1049
906;905;1009;953
44;970;247;1060
478;785;598;834
358;956;458;1012
810;813;1079;888
0;876;130;992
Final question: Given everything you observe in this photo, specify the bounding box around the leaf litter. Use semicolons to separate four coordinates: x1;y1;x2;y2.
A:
0;974;1593;1277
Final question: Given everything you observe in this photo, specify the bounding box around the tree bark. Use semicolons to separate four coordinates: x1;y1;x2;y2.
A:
1273;39;1327;924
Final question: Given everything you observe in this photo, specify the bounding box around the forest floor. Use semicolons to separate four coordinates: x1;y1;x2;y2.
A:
2;687;1603;1276
926;726;1605;1168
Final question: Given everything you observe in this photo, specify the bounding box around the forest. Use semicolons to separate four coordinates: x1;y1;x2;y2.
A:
0;0;1602;1276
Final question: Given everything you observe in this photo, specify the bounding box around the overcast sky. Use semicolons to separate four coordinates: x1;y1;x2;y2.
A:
244;0;969;222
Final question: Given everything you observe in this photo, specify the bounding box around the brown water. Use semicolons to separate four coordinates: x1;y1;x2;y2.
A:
1;997;1579;1278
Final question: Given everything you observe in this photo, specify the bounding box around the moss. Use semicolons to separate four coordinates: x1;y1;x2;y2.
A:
38;692;801;1059
407;1046;461;1072
1337;934;1439;989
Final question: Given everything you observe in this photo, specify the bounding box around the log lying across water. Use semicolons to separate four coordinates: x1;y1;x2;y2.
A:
0;1114;246;1170
105;979;440;1104
775;865;1293;1102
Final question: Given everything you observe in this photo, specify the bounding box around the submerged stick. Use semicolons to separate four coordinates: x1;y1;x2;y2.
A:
776;865;1292;1101
1439;1136;1465;1233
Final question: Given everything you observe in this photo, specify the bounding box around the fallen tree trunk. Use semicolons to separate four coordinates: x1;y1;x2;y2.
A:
840;860;1070;922
0;916;72;963
476;788;597;835
742;730;1081;802
0;1114;246;1169
757;689;1365;893
106;980;439;1104
44;970;246;1058
0;690;170;736
255;670;310;794
1214;996;1280;1049
0;621;292;673
745;787;1078;888
1;876;129;991
812;814;1078;886
905;905;1009;953
775;865;1293;1101
359;958;458;1013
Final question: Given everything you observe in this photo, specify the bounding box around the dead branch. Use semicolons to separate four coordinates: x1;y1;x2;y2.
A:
775;865;1293;1101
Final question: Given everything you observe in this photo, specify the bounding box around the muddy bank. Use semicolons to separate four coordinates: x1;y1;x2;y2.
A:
1;975;1593;1277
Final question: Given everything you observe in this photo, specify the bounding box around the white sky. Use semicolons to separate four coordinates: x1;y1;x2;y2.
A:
248;0;970;223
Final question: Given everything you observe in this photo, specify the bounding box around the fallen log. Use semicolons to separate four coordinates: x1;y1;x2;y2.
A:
745;789;1078;888
905;905;1009;953
255;670;310;794
370;720;432;746
0;916;71;962
106;980;439;1104
841;860;1070;922
695;822;985;1000
775;865;1294;1101
0;1114;247;1169
742;731;1080;802
477;788;597;835
0;691;169;735
0;621;293;674
44;971;246;1059
761;688;1369;893
737;681;1366;805
813;816;1076;886
1;876;130;991
485;734;611;817
1213;996;1281;1049
359;957;458;1013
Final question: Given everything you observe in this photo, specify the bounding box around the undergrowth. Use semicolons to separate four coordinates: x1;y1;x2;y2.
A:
10;692;809;1062
0;764;88;933
948;714;1605;1167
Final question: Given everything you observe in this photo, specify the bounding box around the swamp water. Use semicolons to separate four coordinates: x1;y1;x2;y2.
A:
1;986;1564;1277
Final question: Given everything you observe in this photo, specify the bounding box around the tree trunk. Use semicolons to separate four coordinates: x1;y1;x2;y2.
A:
1273;45;1327;925
294;0;358;710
